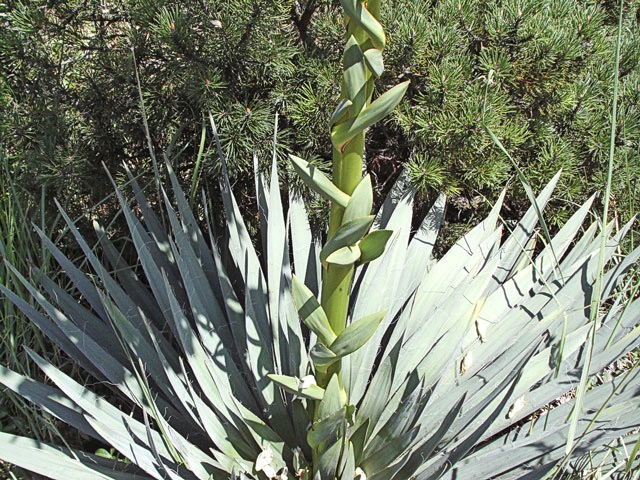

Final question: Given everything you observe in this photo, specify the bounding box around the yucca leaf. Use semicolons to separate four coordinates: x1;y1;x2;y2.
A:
320;215;374;264
0;364;100;439
330;98;354;127
307;407;347;450
357;229;393;265
119;168;174;275
332;82;409;148
391;396;466;480
266;150;287;360
25;350;195;477
318;374;345;420
292;274;337;345
326;245;362;266
268;374;325;401
339;0;386;49
1;267;164;414
91;221;168;333
364;379;426;455
0;432;147;480
32;222;108;321
161;162;221;297
141;412;184;480
162;275;261;449
316;440;344;480
416;348;535;480
340;442;357;480
289;154;351;208
343;175;373;224
343;36;367;111
347;181;415;404
363;48;384;78
100;293;180;409
203;204;249;352
445;370;640;479
289;193;321;296
310;343;339;369
355;342;400;441
0;277;104;380
361;427;419;478
330;310;386;358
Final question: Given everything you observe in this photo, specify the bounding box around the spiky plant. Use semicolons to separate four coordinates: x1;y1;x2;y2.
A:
1;0;640;479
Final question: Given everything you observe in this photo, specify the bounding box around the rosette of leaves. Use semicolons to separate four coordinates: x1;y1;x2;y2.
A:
0;127;639;479
1;0;640;479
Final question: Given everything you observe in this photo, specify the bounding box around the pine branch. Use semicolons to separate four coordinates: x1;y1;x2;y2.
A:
290;0;320;48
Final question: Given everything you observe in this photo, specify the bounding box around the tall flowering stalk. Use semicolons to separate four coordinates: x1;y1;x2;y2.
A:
287;1;408;475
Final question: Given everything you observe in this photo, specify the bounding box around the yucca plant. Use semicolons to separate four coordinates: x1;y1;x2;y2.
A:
1;0;640;479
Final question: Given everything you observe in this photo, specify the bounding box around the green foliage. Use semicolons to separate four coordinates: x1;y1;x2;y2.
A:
0;0;298;212
0;149;72;452
1;1;640;478
0;132;639;479
1;0;639;231
384;0;640;228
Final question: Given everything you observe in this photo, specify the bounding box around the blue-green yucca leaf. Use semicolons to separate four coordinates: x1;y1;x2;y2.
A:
363;378;426;454
356;230;393;265
329;310;386;359
343;36;368;112
1;265;169;417
339;442;357;480
161;274;270;463
359;384;430;478
0;362;101;440
318;374;346;420
487;170;562;290
0;275;103;380
361;427;419;478
289;154;351;208
43;203;170;351
392;193;445;309
27;349;212;477
2;104;640;480
330;99;354;127
444;368;640;479
292;274;337;345
331;82;409;149
289;192;321;296
353;342;400;445
363;48;384;78
268;374;325;401
311;343;339;369
266;149;295;368
415;344;539;480
92;221;170;333
0;432;147;480
389;395;466;480
343;174;373;224
308;407;349;479
346;180;415;404
325;245;362;266
339;0;386;50
320;216;374;264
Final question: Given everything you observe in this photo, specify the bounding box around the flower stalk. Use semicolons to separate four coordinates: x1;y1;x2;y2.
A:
303;0;408;378
287;0;409;475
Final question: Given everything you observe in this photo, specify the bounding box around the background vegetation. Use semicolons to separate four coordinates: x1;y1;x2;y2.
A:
1;0;639;224
0;0;639;462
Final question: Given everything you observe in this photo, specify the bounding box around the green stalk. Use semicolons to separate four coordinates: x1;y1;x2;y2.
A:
292;1;407;390
289;3;407;473
322;134;365;336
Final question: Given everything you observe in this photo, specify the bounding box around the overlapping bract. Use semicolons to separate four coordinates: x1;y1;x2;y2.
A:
0;143;638;478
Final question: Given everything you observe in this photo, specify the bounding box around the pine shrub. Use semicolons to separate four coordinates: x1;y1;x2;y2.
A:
0;0;638;229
